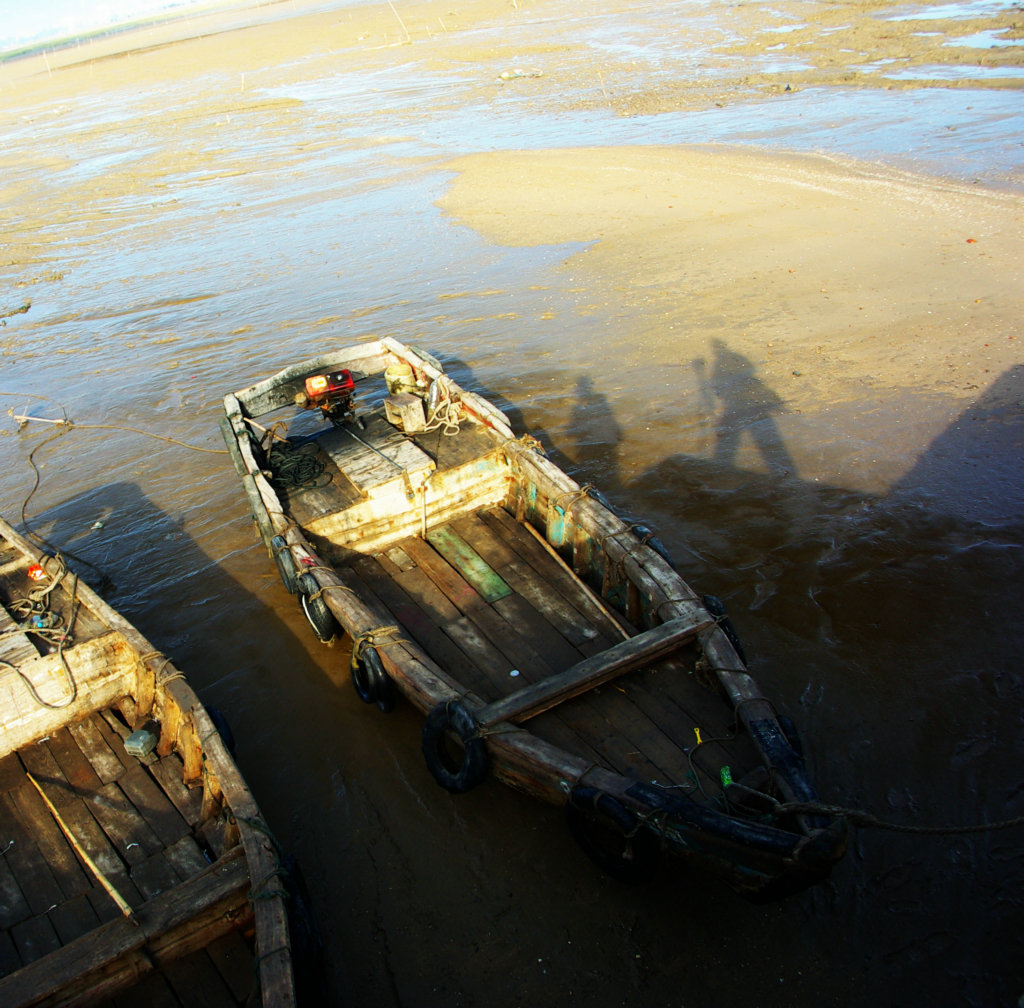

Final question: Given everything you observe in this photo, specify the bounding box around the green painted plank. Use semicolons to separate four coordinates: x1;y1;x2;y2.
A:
426;526;513;604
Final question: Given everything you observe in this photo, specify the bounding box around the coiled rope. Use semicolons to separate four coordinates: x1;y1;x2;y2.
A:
267;440;331;490
0;553;80;709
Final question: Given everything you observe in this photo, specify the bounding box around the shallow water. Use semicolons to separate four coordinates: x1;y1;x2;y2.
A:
1;1;1023;1005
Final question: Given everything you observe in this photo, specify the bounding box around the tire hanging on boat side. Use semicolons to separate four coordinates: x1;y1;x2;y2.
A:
297;572;338;644
701;594;747;664
351;643;395;713
271;534;299;595
421;699;489;793
566;785;661;885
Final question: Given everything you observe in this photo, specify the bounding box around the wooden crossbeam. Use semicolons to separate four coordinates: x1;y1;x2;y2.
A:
0;845;251;1007
475;612;714;727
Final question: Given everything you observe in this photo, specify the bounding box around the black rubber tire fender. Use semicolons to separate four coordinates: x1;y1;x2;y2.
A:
701;593;747;665
421;699;489;793
271;535;299;594
566;785;661;884
351;644;395;713
297;572;339;644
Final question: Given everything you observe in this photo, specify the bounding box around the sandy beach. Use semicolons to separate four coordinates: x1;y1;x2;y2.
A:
2;2;1023;1006
3;0;1022;508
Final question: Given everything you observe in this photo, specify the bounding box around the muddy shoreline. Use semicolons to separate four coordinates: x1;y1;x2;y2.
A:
1;2;1023;1006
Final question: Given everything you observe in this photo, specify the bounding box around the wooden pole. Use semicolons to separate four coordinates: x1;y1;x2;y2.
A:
28;773;137;924
523;522;631;639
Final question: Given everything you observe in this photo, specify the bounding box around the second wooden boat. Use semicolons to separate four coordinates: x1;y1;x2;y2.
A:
222;337;847;900
0;516;299;1007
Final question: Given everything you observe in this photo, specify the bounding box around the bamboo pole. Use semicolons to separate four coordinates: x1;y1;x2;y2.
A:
523;522;631;640
28;773;137;924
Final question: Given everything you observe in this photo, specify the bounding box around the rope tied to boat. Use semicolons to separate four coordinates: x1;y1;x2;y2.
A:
236;814;293;905
507;433;544;455
139;650;183;685
654;596;701;619
555;486;594;512
770;801;1024;835
351;625;408;666
300;569;358;604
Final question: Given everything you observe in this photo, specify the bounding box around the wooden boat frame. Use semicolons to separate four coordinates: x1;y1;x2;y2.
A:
0;516;298;1007
222;336;846;900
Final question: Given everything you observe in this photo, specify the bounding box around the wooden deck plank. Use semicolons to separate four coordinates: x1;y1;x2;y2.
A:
15;741;76;809
108;969;181;1008
48;893;101;947
492;594;585;671
10;914;60;967
453;512;607;650
150;755;203;827
425;525;512;603
165;834;213;882
399;536;561;688
67;715;127;784
5;781;92;901
41;795;144;909
131;850;185;901
45;727;104;797
346;558;498;704
118;764;191;849
162;946;238;1008
0;848;31;931
0;752;24;793
479;506;627;642
391;566;463;626
207;929;259;1004
0;791;67;915
0;930;20;981
8;752;146;912
83;781;166;866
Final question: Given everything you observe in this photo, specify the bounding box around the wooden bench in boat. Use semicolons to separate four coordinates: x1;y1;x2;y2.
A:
475;614;715;728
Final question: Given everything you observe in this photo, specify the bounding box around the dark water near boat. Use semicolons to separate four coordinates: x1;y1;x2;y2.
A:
2;2;1023;1005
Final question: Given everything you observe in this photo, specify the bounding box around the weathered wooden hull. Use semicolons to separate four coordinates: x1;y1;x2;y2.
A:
222;337;847;900
0;517;298;1007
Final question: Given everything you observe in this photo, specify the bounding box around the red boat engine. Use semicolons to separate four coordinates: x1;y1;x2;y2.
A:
299;370;356;425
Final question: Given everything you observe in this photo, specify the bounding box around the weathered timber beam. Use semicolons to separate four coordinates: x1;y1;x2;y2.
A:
0;845;251;1008
476;614;713;728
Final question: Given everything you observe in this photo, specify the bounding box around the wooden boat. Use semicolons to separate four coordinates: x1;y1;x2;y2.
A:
0;516;298;1006
221;337;847;900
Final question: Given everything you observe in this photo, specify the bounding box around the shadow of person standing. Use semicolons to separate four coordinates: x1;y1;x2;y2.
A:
704;338;797;478
566;375;625;499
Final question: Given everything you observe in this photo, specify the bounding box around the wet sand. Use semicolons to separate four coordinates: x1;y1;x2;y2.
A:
439;144;1024;504
2;2;1024;1007
4;0;1022;516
